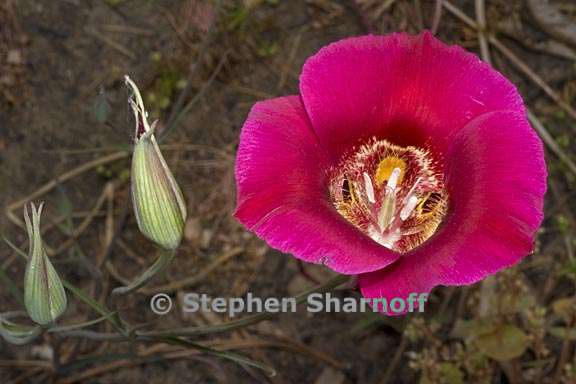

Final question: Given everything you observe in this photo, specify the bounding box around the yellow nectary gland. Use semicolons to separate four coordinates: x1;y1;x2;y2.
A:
328;138;447;253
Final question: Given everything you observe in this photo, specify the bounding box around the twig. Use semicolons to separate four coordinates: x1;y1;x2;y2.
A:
442;0;576;177
57;338;338;384
100;24;154;36
412;0;424;31
475;0;491;64
86;29;136;60
0;360;51;369
552;313;575;384
528;111;576;177
488;36;576;123
5;151;128;228
499;361;521;384
159;0;222;142
527;0;576;48
374;0;397;21
444;0;576;122
430;0;443;35
258;336;344;369
96;197;131;275
497;27;576;61
51;182;113;257
6;367;45;384
97;181;116;268
296;259;320;285
277;26;306;90
104;260;130;286
141;246;244;295
159;50;229;142
231;84;275;100
380;336;408;384
116;239;146;266
443;0;480;29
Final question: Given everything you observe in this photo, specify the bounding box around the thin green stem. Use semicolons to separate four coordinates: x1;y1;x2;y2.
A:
165;337;277;377
111;247;176;296
47;313;116;334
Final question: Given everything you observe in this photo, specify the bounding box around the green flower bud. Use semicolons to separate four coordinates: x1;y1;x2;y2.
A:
23;203;67;326
126;76;187;250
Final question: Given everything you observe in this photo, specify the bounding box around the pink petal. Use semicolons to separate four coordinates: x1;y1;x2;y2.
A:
358;111;546;313
300;32;525;159
235;96;401;274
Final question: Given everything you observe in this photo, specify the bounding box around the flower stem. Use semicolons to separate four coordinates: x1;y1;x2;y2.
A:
111;247;176;297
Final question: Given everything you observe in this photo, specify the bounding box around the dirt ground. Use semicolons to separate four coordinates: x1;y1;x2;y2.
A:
1;0;576;383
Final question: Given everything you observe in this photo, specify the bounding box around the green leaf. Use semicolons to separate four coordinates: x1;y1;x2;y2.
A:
47;313;115;333
2;235;29;261
552;298;575;319
439;363;464;384
476;325;527;361
61;280;126;336
0;313;42;345
451;319;497;339
165;337;277;377
549;326;576;341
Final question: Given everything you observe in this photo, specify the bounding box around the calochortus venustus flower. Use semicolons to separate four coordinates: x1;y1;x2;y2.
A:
234;33;547;312
23;203;68;325
126;76;187;251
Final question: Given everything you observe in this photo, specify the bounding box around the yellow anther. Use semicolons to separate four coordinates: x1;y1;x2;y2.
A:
375;156;406;186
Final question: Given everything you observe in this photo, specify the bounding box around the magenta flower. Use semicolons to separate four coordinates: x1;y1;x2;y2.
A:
234;32;547;312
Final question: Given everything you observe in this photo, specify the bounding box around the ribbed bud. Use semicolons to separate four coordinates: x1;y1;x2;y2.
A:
126;76;187;250
23;203;68;326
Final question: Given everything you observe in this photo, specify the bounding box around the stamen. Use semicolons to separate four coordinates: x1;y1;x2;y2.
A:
387;167;401;190
400;195;419;221
403;177;421;204
363;172;376;203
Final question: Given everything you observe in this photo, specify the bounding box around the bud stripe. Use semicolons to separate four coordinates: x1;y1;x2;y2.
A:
132;137;184;249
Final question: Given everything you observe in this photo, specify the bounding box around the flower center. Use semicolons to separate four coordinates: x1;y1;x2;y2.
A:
328;138;447;253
